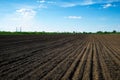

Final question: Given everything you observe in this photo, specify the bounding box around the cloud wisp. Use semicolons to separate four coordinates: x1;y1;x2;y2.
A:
16;8;36;19
65;16;82;19
37;0;46;3
102;3;112;8
37;0;56;9
37;0;120;8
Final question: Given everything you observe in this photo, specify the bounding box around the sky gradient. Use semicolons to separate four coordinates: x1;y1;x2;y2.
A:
0;0;120;32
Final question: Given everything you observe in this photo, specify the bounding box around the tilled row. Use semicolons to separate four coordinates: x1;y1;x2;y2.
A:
0;34;120;80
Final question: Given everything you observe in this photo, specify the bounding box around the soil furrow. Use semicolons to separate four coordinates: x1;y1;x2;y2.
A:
0;34;119;80
72;42;91;80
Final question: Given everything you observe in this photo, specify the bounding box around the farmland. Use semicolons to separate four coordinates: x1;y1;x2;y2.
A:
0;34;120;80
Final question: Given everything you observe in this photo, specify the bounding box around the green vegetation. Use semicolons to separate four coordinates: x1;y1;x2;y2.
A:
0;30;120;35
96;30;120;34
0;31;74;35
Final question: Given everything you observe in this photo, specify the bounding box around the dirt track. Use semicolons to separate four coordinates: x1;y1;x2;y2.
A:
0;34;120;80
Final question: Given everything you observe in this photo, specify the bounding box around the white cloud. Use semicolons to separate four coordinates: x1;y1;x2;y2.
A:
103;3;112;8
50;0;120;8
16;8;36;19
37;0;46;3
37;0;57;9
60;3;77;7
37;0;56;4
0;8;38;31
36;0;93;8
59;1;94;8
15;8;37;28
65;16;82;19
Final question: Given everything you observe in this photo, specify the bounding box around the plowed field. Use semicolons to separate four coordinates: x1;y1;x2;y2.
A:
0;34;120;80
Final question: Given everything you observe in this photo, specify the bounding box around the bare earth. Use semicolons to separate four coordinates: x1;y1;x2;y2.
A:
0;34;120;80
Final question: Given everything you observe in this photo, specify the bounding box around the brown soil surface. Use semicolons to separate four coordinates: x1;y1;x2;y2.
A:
0;34;120;80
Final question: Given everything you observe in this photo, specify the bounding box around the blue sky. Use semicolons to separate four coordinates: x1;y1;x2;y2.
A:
0;0;120;32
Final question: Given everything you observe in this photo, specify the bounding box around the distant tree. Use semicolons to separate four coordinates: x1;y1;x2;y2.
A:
112;30;117;33
104;31;109;34
83;32;87;34
97;31;103;34
88;32;92;34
